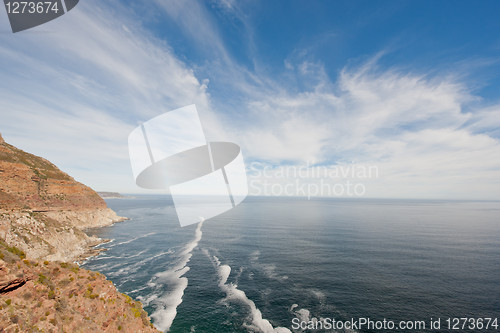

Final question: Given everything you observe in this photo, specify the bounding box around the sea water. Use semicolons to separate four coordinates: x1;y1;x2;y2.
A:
82;196;500;332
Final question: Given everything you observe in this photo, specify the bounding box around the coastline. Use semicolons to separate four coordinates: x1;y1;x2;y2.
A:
0;134;160;331
76;214;129;265
0;208;129;263
0;208;161;332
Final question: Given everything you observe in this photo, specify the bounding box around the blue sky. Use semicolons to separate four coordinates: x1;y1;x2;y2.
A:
0;0;499;199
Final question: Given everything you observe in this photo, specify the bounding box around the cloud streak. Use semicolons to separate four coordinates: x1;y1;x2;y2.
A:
223;60;500;199
0;0;212;192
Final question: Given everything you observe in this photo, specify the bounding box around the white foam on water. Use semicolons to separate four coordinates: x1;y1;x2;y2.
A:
208;253;292;333
249;250;288;282
111;232;158;247
309;289;326;302
94;238;115;248
128;285;149;294
294;308;310;323
149;221;204;332
137;293;158;306
104;249;174;278
94;249;148;260
290;303;360;333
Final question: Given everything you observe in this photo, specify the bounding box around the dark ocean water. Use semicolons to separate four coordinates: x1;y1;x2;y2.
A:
82;196;500;332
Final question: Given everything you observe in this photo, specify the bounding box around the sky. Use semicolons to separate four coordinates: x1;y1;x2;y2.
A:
0;0;500;199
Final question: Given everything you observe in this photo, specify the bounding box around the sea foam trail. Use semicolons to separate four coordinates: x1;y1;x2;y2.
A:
209;254;292;333
109;232;158;247
149;221;204;332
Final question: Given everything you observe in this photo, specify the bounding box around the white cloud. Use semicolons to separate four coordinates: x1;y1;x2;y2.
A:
152;0;231;64
0;0;212;192
224;60;500;199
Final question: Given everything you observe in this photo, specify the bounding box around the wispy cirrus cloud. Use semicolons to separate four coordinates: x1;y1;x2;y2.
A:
1;0;499;199
218;57;500;199
0;0;213;192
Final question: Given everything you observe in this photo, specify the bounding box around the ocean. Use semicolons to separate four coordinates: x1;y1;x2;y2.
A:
82;196;500;332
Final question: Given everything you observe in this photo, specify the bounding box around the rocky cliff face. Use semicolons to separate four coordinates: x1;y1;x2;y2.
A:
0;134;125;261
1;134;107;212
0;134;159;332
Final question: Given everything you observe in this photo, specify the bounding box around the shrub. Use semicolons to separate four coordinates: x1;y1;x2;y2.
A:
3;243;26;259
38;274;48;285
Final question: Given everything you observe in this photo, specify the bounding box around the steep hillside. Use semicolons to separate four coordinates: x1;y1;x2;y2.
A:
0;133;124;261
0;133;159;332
0;240;160;332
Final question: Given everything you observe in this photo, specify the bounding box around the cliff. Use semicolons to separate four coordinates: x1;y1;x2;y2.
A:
0;133;159;332
0;134;126;261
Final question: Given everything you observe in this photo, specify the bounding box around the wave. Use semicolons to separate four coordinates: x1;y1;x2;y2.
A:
290;304;311;325
127;285;149;294
108;231;158;248
93;249;174;278
207;252;292;333
149;221;204;332
290;301;359;333
249;250;288;282
209;250;347;333
90;249;149;261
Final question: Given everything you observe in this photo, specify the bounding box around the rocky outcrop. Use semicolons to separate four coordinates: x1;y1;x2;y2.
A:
0;211;109;262
0;133;126;262
0;277;27;294
0;241;160;332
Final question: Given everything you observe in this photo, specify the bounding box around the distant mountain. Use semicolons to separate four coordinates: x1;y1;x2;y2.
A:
97;192;126;198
